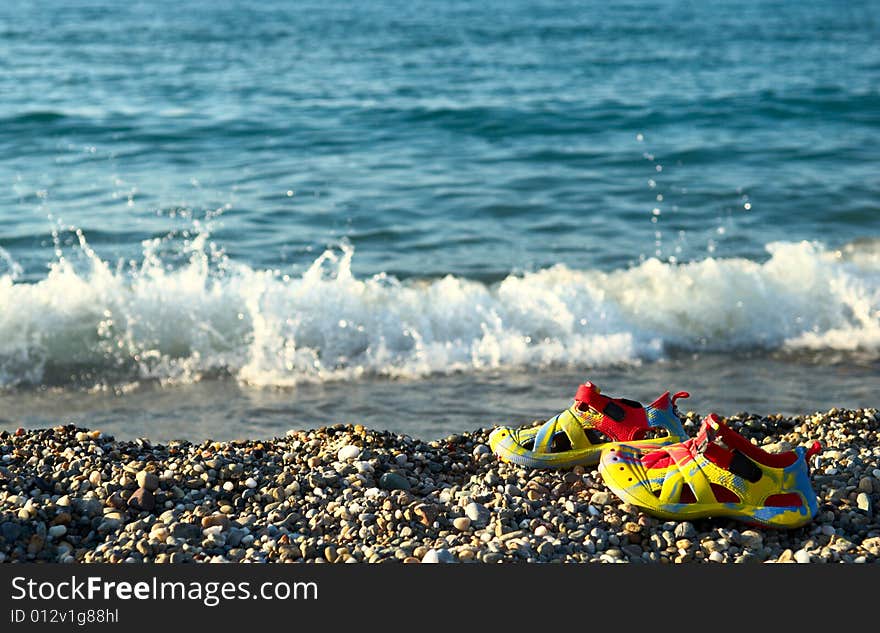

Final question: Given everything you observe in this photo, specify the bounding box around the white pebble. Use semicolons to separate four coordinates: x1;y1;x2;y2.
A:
337;445;361;461
421;549;439;564
709;551;724;563
48;525;67;538
794;550;812;564
245;478;258;489
534;525;548;537
223;481;234;492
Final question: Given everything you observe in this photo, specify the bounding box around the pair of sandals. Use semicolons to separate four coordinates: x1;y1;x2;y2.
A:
488;382;821;529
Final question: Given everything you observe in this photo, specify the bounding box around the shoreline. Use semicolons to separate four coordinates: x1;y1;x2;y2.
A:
1;408;878;564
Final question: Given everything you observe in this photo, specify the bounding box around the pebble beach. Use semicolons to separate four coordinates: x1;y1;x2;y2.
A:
1;408;878;564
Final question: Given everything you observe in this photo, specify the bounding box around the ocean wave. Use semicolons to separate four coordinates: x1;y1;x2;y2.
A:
0;232;878;388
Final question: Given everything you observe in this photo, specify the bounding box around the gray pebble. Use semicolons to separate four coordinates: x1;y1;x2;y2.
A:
674;522;696;539
378;472;410;491
136;471;159;492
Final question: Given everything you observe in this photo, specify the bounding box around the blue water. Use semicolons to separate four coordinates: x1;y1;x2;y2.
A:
1;0;878;439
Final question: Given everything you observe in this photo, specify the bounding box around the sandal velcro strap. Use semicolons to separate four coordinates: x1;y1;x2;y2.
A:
573;382;650;441
574;382;605;409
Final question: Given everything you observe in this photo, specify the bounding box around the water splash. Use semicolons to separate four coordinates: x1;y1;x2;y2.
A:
0;228;878;388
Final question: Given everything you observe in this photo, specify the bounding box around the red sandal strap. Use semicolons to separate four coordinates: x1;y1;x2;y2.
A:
574;382;605;408
574;382;650;442
672;391;689;404
696;414;800;469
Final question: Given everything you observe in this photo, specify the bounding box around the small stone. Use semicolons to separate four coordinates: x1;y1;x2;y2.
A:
47;525;67;538
324;546;338;563
222;481;234;492
589;491;611;505
245;477;258;489
136;471;159;492
453;517;471;532
27;534;44;554
856;492;871;512
106;492;127;510
858;477;873;494
464;502;489;526
709;551;724;563
534;525;548;537
458;549;475;562
414;503;438;527
171;523;201;541
1;522;22;542
794;550;812;564
498;530;525;542
674;522;696;539
434;548;455;563
201;514;230;530
88;470;102;487
337;445;361;462
740;530;763;549
473;445;490;457
421;549;440;563
379;472;411;491
150;526;169;541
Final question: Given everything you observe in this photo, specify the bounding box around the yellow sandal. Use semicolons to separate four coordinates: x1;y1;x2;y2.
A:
489;382;690;469
599;414;821;528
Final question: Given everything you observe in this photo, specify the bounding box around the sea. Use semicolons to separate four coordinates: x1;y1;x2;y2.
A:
1;0;878;441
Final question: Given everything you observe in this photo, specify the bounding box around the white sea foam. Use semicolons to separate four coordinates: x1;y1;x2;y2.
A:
0;232;877;388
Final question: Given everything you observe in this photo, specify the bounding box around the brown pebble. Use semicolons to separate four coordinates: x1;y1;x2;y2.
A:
106;491;128;510
127;487;156;512
136;470;159;492
414;503;439;527
201;514;230;530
